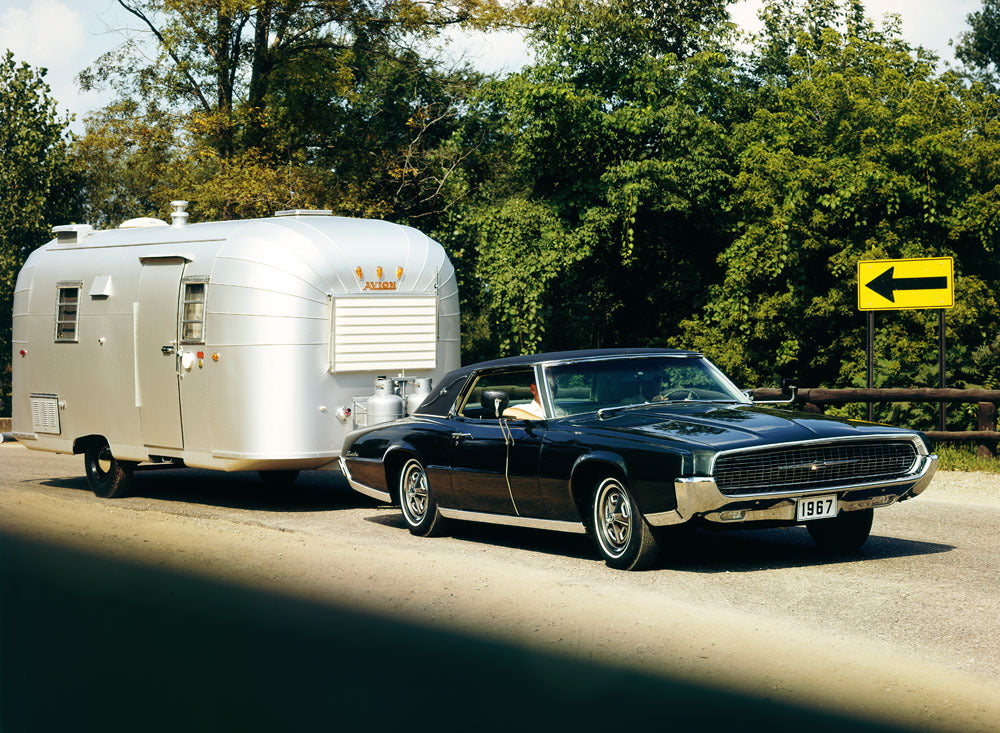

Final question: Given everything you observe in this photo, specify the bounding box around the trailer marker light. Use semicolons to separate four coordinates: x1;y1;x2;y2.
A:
19;350;26;357
197;351;204;359
355;267;363;281
212;353;220;361
397;267;404;280
376;266;383;280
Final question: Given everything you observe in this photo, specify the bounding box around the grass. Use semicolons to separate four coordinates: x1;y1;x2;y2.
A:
935;443;1000;472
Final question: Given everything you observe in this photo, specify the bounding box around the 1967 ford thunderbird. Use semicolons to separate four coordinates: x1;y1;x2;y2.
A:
340;349;937;570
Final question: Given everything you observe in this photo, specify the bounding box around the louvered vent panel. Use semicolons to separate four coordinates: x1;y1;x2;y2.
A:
30;394;61;434
332;296;437;372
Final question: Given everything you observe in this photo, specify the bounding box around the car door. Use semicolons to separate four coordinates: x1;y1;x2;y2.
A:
448;416;519;514
447;367;546;516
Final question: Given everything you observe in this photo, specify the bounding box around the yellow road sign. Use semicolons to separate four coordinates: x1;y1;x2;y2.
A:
857;257;954;311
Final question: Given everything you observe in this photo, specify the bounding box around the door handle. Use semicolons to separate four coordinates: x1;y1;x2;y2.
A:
161;345;176;355
451;432;472;442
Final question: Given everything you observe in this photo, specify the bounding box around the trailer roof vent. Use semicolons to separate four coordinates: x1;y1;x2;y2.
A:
52;224;94;244
274;209;333;217
119;217;168;229
170;200;189;227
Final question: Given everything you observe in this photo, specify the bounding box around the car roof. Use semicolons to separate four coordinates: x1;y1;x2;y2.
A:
466;347;699;372
444;347;702;386
415;348;702;416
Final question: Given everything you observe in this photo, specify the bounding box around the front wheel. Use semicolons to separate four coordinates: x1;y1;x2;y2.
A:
591;476;659;570
398;458;446;537
807;508;874;553
84;442;136;498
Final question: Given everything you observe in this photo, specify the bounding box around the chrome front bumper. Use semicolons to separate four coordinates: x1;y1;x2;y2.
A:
646;453;938;527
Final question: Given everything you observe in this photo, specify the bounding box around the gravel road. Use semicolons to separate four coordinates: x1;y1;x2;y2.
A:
1;443;998;732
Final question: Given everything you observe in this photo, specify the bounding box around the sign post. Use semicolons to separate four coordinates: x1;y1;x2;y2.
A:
857;257;954;427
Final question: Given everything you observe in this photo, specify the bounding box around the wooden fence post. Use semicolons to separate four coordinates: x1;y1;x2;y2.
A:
977;402;997;459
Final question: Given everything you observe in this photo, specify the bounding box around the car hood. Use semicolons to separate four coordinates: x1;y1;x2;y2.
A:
562;403;915;452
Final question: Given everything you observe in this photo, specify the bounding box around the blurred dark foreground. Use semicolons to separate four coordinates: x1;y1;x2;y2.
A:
0;529;906;733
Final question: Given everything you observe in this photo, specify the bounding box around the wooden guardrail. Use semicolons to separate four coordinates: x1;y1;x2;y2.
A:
750;388;1000;458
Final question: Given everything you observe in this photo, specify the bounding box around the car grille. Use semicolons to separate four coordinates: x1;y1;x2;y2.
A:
713;440;919;495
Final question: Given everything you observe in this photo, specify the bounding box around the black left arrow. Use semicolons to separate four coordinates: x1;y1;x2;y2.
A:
865;266;947;302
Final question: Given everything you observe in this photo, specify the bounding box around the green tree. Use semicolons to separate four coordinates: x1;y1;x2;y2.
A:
956;0;1000;83
74;0;518;225
680;0;1000;429
437;0;735;357
0;52;76;407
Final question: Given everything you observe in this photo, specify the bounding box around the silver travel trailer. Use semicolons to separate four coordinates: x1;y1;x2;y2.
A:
11;204;460;496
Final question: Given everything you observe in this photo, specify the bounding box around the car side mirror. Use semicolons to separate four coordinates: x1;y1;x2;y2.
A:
481;389;509;418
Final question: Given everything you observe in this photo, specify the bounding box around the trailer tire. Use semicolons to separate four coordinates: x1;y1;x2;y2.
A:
84;443;136;498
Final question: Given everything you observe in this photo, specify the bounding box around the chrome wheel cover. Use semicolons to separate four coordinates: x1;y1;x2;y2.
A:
596;478;632;558
401;461;428;524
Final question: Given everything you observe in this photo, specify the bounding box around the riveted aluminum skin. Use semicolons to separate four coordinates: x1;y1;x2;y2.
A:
11;214;460;471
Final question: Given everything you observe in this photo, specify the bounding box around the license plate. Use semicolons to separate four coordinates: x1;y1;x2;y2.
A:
796;495;838;521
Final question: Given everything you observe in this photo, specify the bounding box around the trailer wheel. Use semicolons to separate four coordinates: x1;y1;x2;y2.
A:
84;442;136;498
257;470;300;486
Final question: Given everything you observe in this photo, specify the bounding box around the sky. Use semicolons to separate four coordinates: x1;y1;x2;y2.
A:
0;0;983;132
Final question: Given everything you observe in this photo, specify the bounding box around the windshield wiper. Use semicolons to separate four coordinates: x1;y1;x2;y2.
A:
597;399;740;419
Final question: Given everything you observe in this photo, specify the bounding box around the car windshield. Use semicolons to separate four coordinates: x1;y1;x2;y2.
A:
543;356;747;417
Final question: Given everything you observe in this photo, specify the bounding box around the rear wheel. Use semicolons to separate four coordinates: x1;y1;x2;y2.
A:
398;458;446;537
807;508;874;553
591;476;659;570
84;442;136;498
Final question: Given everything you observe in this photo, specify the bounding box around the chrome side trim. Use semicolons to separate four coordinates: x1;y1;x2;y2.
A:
437;507;587;535
340;457;392;503
646;454;938;527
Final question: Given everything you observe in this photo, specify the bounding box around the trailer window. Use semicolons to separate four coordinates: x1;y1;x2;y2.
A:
55;284;81;342
181;281;207;343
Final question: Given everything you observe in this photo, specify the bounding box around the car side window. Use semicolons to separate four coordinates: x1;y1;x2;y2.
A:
458;369;536;419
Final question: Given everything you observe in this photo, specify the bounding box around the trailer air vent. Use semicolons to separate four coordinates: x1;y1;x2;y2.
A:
119;217;168;229
52;224;94;244
274;209;333;217
332;296;437;373
29;394;61;434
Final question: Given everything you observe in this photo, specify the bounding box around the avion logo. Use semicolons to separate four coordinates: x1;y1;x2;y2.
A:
355;265;404;292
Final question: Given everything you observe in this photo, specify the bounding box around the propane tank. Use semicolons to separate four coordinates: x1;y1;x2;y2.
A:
368;377;404;425
405;378;433;416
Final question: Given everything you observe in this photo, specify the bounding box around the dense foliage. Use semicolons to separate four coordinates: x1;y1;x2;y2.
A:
3;0;1000;432
0;52;77;405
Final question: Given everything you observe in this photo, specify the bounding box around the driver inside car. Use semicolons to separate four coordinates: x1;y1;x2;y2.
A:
503;378;558;420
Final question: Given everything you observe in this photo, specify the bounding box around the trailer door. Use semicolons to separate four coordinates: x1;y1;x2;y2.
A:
136;258;186;449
